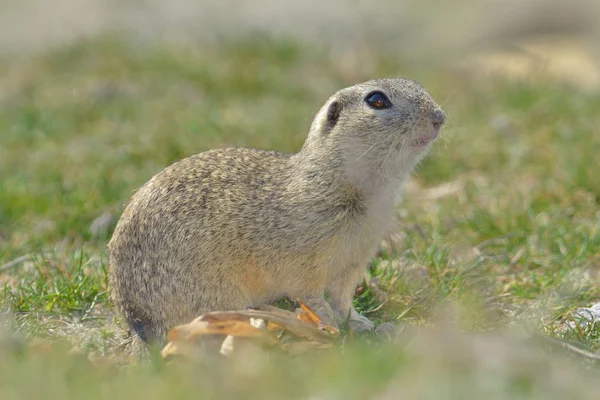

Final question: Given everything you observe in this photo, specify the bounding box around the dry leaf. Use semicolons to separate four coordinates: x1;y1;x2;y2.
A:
296;298;340;336
167;319;270;342
296;298;323;326
162;299;339;360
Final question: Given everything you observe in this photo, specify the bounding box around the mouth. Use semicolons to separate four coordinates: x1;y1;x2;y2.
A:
413;129;440;148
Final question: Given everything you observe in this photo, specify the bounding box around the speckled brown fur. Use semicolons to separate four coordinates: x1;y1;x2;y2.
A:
108;78;446;344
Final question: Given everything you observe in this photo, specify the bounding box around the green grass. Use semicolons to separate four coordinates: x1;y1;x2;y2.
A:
0;35;599;398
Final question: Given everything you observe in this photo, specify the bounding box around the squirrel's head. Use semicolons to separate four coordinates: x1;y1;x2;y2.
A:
304;78;446;189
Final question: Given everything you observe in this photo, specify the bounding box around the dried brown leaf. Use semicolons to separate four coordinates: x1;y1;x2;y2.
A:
296;299;340;336
296;298;323;326
167;318;271;342
203;310;333;342
162;300;339;360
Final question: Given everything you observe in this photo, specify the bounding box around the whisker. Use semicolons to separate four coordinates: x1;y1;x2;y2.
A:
439;90;459;107
355;143;377;162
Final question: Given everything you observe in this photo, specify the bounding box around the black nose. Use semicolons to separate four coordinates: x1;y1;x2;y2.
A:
430;109;446;129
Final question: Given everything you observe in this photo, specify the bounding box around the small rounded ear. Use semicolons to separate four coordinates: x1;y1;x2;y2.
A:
325;100;343;132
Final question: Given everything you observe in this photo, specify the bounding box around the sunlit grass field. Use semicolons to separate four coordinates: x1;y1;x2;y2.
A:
0;36;599;399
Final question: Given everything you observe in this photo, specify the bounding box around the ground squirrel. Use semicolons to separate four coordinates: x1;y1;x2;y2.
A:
108;78;446;344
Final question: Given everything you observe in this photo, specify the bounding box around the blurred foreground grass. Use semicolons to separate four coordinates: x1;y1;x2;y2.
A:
0;35;599;398
1;326;600;400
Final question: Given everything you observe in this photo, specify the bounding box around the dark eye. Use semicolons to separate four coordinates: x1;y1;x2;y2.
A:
365;91;392;109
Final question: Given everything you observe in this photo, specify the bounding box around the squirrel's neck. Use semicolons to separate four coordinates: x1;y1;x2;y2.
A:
289;141;411;205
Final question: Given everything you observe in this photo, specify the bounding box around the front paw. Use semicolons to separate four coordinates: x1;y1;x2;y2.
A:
347;310;375;332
